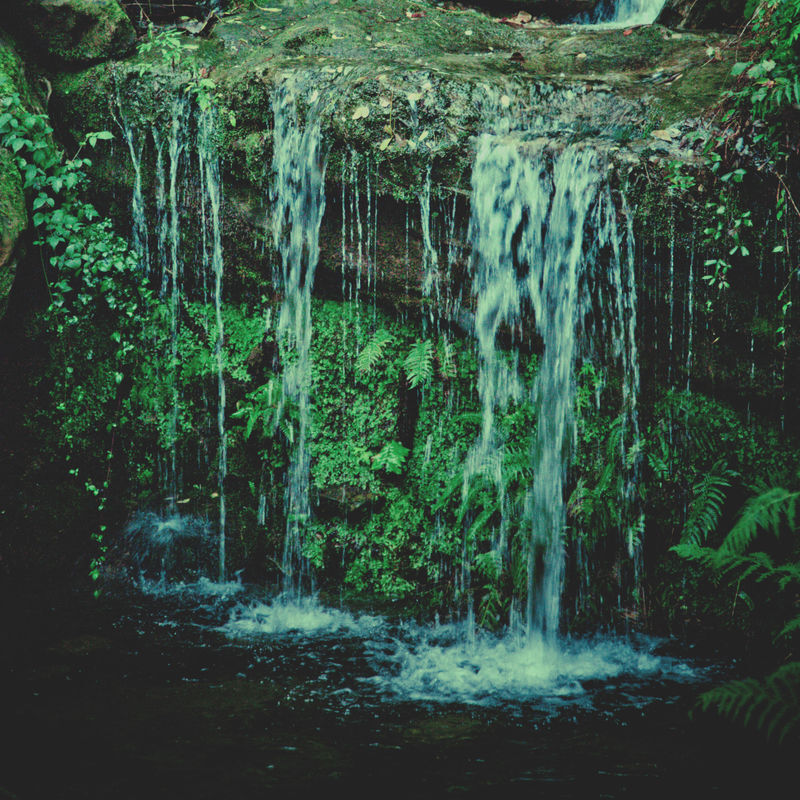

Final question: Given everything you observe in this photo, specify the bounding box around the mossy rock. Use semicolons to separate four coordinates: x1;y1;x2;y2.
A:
11;0;135;65
0;148;27;318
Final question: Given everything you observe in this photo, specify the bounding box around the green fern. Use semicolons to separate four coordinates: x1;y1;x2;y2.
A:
356;329;394;374
404;340;434;389
682;459;738;546
697;662;800;743
720;485;799;555
371;441;410;474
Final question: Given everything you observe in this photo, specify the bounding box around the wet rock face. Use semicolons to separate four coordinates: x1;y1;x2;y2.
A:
11;0;135;64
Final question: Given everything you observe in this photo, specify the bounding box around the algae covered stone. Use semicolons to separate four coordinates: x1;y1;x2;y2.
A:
13;0;135;64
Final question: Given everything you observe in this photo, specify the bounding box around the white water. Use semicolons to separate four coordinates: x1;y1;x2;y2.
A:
466;128;642;638
585;0;667;26
222;596;381;637
368;623;695;705
270;80;328;597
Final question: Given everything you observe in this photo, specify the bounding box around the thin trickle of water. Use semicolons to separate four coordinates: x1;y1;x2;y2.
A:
270;81;328;597
114;92;149;275
419;166;440;332
198;108;228;582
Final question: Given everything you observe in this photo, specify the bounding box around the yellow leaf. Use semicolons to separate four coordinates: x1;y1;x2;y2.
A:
379;137;391;151
352;105;370;120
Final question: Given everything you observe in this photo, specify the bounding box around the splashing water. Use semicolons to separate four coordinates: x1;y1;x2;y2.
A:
367;622;696;706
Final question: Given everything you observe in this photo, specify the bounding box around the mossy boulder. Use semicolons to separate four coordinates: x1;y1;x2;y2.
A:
10;0;135;64
0;148;26;318
0;36;34;318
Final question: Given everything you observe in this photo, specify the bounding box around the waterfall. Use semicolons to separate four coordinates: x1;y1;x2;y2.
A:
116;89;230;582
468;134;641;640
582;0;667;26
269;81;328;597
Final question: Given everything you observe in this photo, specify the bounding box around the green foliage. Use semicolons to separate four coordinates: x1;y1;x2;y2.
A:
404;339;434;389
372;441;409;474
675;474;800;741
355;328;394;374
728;1;800;123
697;662;800;742
0;80;153;593
681;460;739;546
722;484;799;554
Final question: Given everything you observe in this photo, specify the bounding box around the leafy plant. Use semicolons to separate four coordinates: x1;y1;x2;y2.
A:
675;477;800;741
404;339;434;388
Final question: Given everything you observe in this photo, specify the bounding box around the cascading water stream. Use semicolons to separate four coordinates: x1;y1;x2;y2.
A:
468;131;642;642
582;0;668;26
270;81;328;598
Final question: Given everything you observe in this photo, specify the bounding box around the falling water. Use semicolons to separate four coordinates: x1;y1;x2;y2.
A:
155;95;190;509
198;108;228;582
469;134;640;640
583;0;667;26
270;81;328;597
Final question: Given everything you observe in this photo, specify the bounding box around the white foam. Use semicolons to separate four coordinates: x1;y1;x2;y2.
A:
369;624;694;704
138;576;244;599
221;597;382;637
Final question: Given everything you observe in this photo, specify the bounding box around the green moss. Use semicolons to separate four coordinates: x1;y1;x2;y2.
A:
0;148;26;316
18;0;135;64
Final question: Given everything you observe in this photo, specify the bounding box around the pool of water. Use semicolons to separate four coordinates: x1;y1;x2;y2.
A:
0;581;791;798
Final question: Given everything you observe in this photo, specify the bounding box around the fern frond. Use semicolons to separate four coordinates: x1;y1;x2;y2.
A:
404;340;434;389
778;614;800;640
697;662;800;742
371;441;409;474
682;459;737;546
438;338;457;379
356;329;394;374
721;486;799;555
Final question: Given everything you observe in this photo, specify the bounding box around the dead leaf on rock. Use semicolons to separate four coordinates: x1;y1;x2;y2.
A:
623;28;633;36
406;10;426;18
